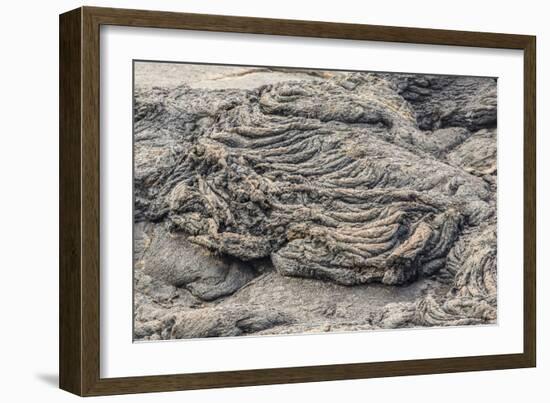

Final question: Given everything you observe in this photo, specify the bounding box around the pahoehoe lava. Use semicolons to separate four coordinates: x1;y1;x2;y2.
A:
133;67;497;340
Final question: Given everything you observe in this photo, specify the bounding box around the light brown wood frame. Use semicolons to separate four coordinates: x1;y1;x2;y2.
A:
59;6;536;396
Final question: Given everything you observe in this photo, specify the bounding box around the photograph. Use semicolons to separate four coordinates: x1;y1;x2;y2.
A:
132;61;498;341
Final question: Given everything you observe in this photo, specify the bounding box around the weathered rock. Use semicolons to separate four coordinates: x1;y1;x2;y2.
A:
377;73;497;131
372;224;497;328
133;67;498;339
135;74;494;287
411;127;470;158
447;128;497;176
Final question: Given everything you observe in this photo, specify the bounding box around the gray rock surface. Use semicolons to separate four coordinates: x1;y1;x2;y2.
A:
142;225;258;301
379;73;497;131
133;63;497;340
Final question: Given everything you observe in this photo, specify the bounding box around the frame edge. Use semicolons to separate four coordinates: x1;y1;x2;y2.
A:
523;35;536;368
59;6;84;396
81;5;533;49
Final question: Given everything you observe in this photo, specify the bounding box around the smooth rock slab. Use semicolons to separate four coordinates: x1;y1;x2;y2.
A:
143;225;258;301
170;306;292;338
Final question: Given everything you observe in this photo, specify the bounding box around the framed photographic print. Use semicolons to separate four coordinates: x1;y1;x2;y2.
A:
59;6;536;396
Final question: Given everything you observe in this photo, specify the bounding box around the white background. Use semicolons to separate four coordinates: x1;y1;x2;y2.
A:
101;26;523;378
0;0;547;402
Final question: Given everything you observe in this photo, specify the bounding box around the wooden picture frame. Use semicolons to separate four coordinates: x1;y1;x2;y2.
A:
59;6;536;396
